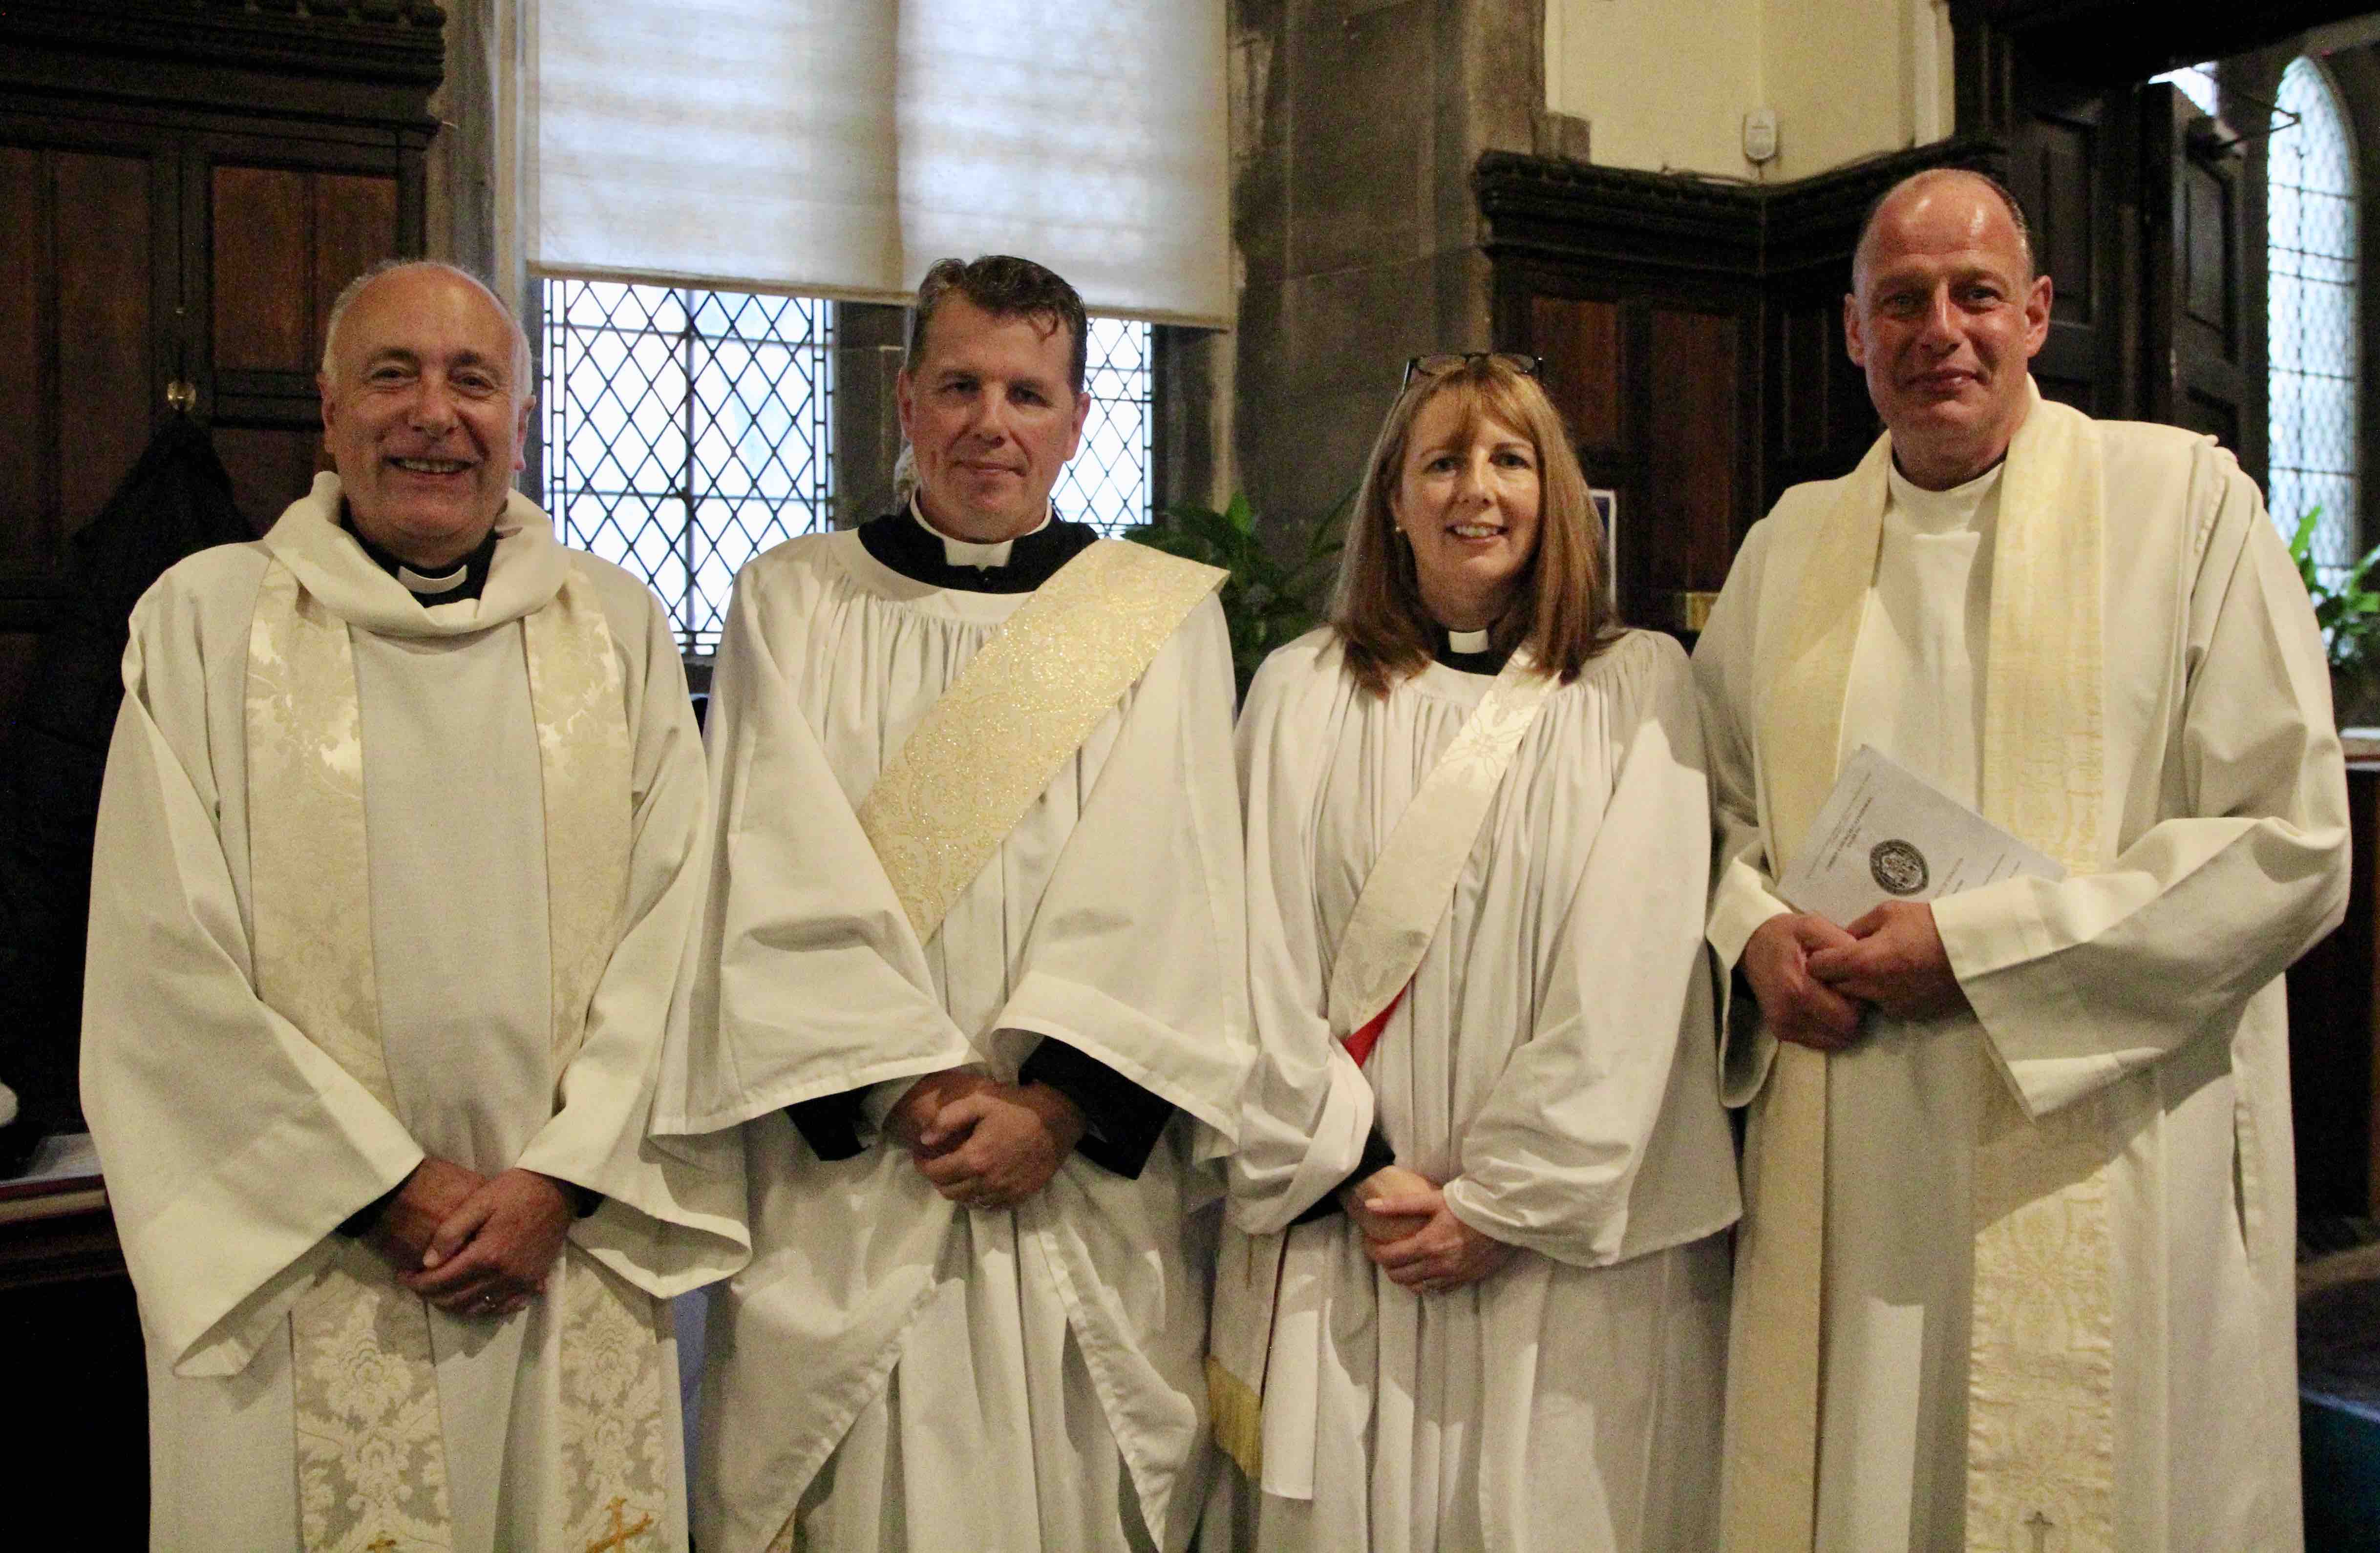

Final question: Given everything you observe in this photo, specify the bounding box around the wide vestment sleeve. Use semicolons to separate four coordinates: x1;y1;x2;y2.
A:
1690;517;1798;1108
1223;639;1378;1233
82;560;426;1378
656;553;976;1136
1440;634;1736;1264
514;569;749;1294
977;592;1251;1140
1932;445;2350;1118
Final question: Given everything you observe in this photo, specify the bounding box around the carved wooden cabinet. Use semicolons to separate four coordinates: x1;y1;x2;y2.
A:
0;1;441;729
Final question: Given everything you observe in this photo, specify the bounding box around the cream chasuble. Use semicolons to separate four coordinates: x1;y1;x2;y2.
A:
84;476;747;1553
1697;391;2348;1553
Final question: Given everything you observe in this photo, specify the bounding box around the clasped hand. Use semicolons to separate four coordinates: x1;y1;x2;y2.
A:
1342;1164;1513;1295
888;1069;1085;1211
1742;900;1969;1052
368;1158;574;1319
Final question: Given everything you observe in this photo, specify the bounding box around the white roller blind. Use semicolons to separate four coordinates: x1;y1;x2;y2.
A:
528;0;1230;327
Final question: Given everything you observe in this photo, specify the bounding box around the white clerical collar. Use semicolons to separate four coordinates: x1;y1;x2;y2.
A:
1886;456;2002;536
1446;627;1492;653
910;495;1050;567
396;561;469;595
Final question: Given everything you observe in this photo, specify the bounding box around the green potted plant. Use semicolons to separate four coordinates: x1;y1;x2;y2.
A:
2287;507;2380;727
1127;491;1349;699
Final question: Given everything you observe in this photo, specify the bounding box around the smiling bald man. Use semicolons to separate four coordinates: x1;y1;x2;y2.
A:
82;259;745;1551
1695;168;2350;1553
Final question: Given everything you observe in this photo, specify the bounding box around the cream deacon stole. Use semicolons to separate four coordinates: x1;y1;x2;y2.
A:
1724;391;2118;1553
854;538;1224;944
245;560;671;1553
1209;649;1560;1488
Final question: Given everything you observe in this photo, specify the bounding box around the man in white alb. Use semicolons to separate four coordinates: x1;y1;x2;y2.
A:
82;260;745;1551
659;255;1246;1553
1695;168;2350;1552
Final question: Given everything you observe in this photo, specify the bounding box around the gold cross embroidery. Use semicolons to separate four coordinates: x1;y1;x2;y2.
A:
586;1496;655;1553
2025;1508;2056;1553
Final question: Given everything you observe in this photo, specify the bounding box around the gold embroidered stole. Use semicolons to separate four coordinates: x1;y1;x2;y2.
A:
854;538;1224;944
1721;394;2116;1553
247;560;671;1553
1208;649;1561;1483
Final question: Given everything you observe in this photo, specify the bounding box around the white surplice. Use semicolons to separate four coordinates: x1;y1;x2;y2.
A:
1694;422;2350;1552
1224;628;1741;1553
660;529;1248;1553
81;478;748;1551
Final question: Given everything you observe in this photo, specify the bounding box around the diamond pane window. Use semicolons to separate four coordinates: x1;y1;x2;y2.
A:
541;279;833;655
2270;57;2359;585
1052;317;1154;534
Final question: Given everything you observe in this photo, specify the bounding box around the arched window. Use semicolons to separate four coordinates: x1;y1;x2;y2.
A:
2271;56;2360;582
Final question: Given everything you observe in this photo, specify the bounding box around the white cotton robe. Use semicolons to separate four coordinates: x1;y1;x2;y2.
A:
1225;628;1742;1553
659;530;1249;1553
1694;421;2351;1553
81;481;748;1552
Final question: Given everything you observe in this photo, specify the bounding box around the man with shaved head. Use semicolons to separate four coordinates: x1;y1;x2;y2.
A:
1694;168;2347;1551
83;259;744;1549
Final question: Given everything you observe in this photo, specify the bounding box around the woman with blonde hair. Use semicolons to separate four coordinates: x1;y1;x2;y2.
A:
1212;354;1740;1552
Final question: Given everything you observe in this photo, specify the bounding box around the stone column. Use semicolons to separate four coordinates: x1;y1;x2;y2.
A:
1228;0;1545;542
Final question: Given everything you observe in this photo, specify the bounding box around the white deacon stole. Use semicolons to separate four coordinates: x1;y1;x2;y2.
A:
1209;648;1559;1489
245;559;672;1553
1722;388;2118;1553
853;538;1224;943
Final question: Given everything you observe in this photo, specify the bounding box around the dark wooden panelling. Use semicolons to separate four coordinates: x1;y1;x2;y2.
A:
0;148;51;570
212;164;312;373
313;172;397;344
1530;295;1622;451
212;424;319;530
2291;762;2380;1219
2184;159;2230;336
52;149;152;540
0;631;40;741
1646;308;1742;599
2032;111;2097;325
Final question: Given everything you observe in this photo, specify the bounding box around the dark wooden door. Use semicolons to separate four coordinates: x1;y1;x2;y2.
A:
200;141;407;524
2004;75;2142;418
2140;82;2263;469
0;106;415;728
1525;290;1753;633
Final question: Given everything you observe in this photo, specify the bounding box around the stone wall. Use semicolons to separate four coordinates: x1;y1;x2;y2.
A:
1228;0;1545;539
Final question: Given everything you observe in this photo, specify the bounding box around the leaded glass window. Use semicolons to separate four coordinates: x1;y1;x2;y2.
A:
2271;57;2360;584
1052;317;1155;534
540;279;834;656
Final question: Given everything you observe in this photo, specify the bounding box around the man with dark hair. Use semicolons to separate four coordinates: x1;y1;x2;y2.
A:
661;254;1247;1552
1695;167;2348;1551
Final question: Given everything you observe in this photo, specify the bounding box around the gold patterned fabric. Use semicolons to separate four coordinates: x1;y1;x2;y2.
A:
1723;392;2115;1553
854;538;1223;944
1208;648;1563;1482
247;559;669;1552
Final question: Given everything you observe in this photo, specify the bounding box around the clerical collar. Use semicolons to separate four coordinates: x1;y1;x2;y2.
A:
1885;457;2002;537
909;495;1051;567
857;501;1099;593
1433;623;1509;675
340;507;498;607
